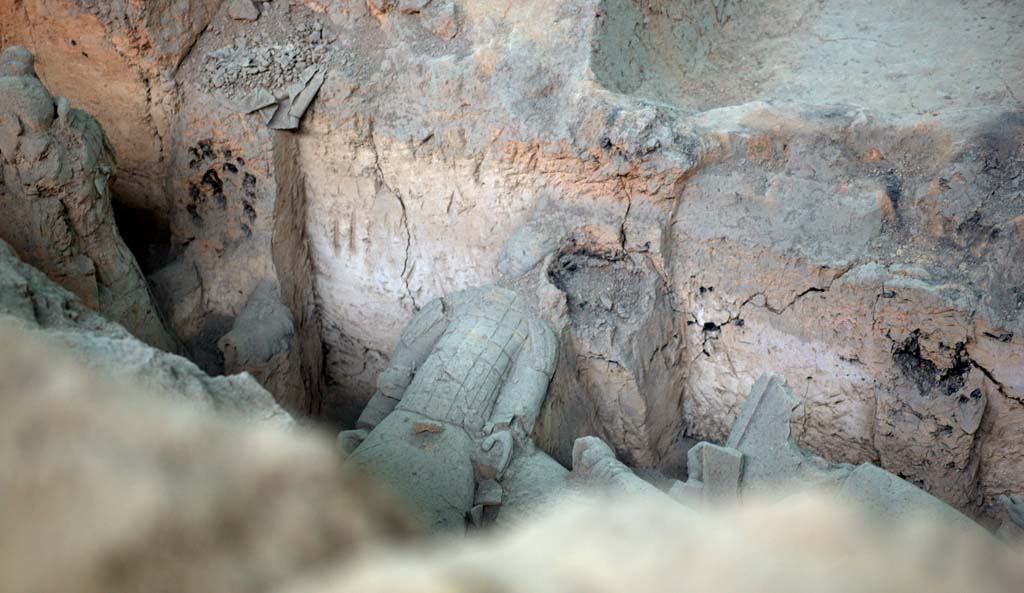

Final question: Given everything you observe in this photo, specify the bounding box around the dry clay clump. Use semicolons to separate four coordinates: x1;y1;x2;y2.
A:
0;323;415;593
202;28;328;95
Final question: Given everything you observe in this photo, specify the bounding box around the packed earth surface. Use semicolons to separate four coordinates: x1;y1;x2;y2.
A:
2;0;1024;561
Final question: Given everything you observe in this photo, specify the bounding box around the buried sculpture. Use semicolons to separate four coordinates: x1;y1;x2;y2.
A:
341;282;986;533
338;285;558;531
0;47;176;352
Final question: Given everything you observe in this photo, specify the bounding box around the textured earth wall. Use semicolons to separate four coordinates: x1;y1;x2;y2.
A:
2;0;1023;521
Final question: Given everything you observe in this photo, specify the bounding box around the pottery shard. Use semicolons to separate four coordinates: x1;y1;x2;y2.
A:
413;421;444;434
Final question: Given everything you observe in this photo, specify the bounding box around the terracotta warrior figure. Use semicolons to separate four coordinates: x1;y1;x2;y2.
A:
338;285;557;531
0;46;175;351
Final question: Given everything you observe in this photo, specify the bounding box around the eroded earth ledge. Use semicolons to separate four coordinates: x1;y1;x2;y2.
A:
1;0;1023;527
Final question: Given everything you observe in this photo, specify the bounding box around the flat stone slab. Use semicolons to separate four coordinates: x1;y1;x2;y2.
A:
700;443;743;505
726;373;851;498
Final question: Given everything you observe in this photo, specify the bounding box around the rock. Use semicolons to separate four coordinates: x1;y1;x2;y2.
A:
218;279;307;414
229;0;261;21
0;323;414;593
0;48;177;352
0;239;289;425
280;494;1020;593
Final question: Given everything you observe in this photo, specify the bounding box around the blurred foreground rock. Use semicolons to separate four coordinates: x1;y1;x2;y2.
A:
284;494;1023;593
0;324;415;593
0;238;288;424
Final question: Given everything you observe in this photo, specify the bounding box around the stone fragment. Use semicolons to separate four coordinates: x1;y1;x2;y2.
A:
0;323;413;593
1000;494;1024;529
0;239;290;426
475;479;504;507
228;0;260;21
268;96;300;130
682;442;743;506
682;373;986;534
265;67;325;130
495;448;578;527
355;392;400;429
468;504;484;527
288;69;325;119
338;428;369;454
667;479;704;507
570;436;671;501
260;102;279;125
218;279;306;414
724;373;851;497
239;88;278;113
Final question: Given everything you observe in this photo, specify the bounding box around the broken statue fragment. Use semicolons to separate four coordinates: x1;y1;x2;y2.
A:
674;373;985;534
0;47;176;352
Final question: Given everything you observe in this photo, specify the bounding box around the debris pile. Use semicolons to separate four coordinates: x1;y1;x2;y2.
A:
202;28;328;95
201;27;330;129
